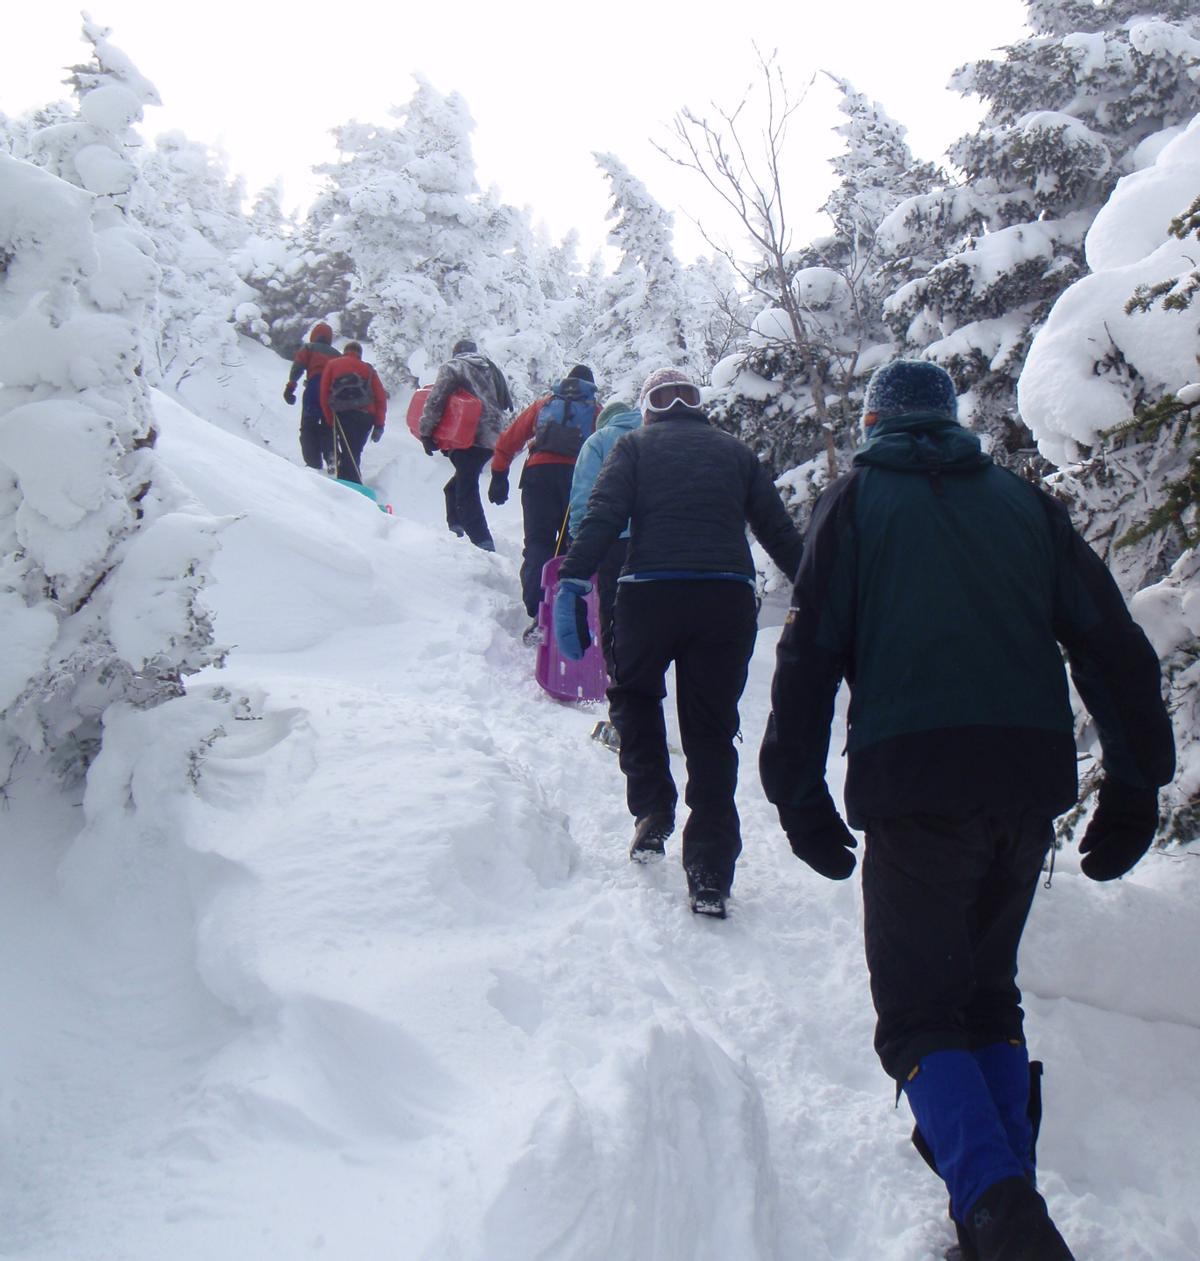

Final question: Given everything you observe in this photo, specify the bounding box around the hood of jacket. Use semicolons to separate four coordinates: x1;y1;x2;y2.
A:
602;408;642;436
853;411;992;475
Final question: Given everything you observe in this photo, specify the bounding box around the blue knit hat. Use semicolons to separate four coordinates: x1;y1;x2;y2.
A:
863;360;957;426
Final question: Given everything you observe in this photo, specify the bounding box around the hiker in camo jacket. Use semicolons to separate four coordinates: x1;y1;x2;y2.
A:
419;338;513;552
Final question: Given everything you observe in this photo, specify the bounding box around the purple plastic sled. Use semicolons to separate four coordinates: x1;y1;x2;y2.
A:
535;555;608;703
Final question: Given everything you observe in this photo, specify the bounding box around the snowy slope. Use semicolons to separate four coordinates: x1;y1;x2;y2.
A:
1;358;1199;1261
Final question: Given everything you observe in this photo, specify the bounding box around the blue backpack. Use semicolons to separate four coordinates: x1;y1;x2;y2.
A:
531;377;597;458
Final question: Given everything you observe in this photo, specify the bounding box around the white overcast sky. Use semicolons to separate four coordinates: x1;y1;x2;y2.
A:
8;1;1028;262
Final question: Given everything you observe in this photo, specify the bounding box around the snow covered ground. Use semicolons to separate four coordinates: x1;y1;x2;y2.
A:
2;349;1199;1260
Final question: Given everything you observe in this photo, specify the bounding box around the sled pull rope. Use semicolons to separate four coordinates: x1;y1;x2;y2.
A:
553;506;571;558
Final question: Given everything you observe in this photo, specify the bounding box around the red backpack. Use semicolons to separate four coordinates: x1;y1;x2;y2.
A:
406;388;482;450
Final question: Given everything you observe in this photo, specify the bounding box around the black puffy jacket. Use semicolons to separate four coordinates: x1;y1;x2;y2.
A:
559;407;803;584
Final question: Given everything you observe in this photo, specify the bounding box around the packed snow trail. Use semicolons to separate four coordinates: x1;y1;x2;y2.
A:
0;372;1198;1260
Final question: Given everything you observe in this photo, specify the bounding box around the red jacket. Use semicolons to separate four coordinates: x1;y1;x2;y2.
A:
320;353;388;428
491;396;600;474
288;340;339;385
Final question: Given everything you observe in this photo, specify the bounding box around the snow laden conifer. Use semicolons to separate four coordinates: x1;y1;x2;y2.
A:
535;227;592;365
475;193;560;402
240;195;367;360
228;181;291;349
578;154;698;402
0;21;223;783
131;131;254;389
880;1;1200;462
1019;113;1200;843
317;78;496;390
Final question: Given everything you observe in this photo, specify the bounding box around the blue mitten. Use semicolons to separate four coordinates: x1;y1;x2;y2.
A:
553;578;592;661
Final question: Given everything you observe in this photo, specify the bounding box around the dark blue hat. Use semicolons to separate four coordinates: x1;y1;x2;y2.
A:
452;338;477;356
864;359;957;426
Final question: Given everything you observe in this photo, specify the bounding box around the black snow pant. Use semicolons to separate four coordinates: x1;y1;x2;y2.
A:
443;445;495;550
861;812;1053;1081
331;410;374;484
300;413;334;469
595;537;628;682
299;378;334;470
519;463;575;618
608;580;758;895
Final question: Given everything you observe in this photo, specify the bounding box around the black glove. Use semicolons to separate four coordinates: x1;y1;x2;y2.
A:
488;471;509;505
421;435;438;457
1079;779;1159;881
283;382;297;405
370;425;384;443
778;790;858;880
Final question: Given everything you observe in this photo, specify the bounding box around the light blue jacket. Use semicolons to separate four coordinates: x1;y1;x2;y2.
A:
568;408;643;538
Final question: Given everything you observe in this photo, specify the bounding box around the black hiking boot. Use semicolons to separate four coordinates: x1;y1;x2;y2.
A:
965;1177;1075;1260
686;867;730;919
688;888;727;919
943;1234;977;1261
943;1227;978;1260
629;812;673;864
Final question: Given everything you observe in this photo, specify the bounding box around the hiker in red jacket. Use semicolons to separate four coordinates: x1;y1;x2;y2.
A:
284;321;339;470
320;342;387;485
489;365;600;643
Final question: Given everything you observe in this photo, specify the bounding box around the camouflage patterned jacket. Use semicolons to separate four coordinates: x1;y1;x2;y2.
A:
419;352;512;450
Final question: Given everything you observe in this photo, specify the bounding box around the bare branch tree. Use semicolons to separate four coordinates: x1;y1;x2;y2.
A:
656;48;841;476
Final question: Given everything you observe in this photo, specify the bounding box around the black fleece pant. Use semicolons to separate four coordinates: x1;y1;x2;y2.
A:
861;811;1053;1081
443;445;494;550
331;410;373;484
608;580;758;894
519;463;575;617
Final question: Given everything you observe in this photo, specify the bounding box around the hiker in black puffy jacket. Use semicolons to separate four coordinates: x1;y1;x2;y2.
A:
759;359;1175;1261
556;367;804;919
418;338;512;552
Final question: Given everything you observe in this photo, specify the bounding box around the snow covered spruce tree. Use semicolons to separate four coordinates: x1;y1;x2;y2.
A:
1018;113;1200;841
674;64;938;509
0;21;223;784
879;0;1200;463
233;182;367;357
317;78;500;392
577;153;701;402
475;192;561;401
131;130;255;389
242;194;368;360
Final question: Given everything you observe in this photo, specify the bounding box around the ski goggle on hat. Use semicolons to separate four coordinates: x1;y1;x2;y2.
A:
641;372;702;414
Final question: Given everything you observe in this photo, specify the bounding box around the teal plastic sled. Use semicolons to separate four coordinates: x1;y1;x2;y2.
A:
333;478;393;513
